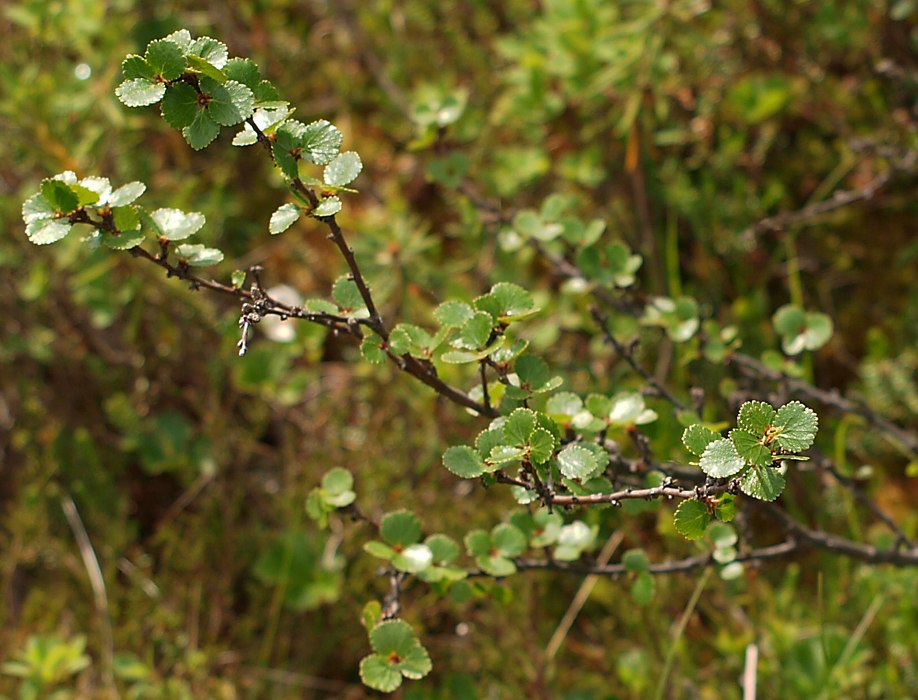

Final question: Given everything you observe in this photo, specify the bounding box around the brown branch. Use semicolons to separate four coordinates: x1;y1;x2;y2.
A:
738;149;917;244
758;502;918;566
591;306;687;411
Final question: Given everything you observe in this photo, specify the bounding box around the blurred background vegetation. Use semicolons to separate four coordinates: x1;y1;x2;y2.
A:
1;0;917;698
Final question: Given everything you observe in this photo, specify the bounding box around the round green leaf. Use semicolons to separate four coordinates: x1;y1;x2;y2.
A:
631;571;655;606
699;438;746;478
504;408;536;446
370;619;418;656
41;179;79;213
478;555;517;577
737;400;777;436
682;424;720;457
528;428;556;465
112;206;140;233
457;311;494;349
151;208;205;240
182;109;220;150
26;218;72;245
161;83;199;129
730;429;772;467
331;277;366;312
492;523;526;557
464;530;491;557
100;229;145;251
22;194;55;224
739;465;786;501
557;444;598;479
488;444;525;467
442;445;485;478
380;510;422;547
269;203;301;235
205;79;255;126
300;119;343;164
674;499;709;540
622;549;650;574
360;333;387;364
393;544;433;573
115;78;166;107
174;244;223;267
163;29;192;51
475;281;536;319
321;467;353;495
773;304;806;336
224;57;261;89
425;534;459;564
359;655;402;693
107;181;146;207
122;54;154;80
773;401;818;452
708;523;738;549
313;196;342;217
802;312;833;350
434;300;474;327
324;151;363;187
189;36;228;68
546;392;583;418
609;392;657;426
364;540;396;561
144;38;186;80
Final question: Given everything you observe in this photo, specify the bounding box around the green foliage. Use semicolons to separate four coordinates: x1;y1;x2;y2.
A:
7;6;917;698
360;620;433;692
1;635;90;700
773;304;834;354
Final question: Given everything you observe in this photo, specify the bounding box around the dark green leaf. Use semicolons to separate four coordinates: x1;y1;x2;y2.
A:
224;57;261;89
203;78;254;126
528;428;556;464
739;465;786;501
730;429;772;467
331;277;366;313
442;446;485;478
737;401;776;436
41;179;79;213
182;109;220;150
682;424;720;457
122;54;154;80
360;333;387;363
504;408;536;446
144;38;186;80
772;401;818;452
380;510;422;547
674;499;709;540
161;83;199;129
